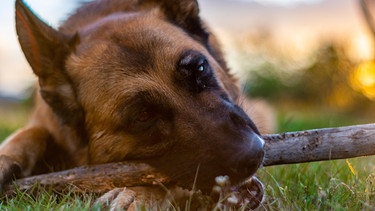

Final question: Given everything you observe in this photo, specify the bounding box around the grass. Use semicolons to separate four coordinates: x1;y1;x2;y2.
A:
0;106;374;210
256;110;375;210
0;189;97;210
258;157;375;210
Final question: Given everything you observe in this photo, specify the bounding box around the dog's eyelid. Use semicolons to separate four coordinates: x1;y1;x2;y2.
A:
178;50;207;67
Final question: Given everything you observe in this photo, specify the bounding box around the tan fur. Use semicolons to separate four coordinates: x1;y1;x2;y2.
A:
0;0;272;209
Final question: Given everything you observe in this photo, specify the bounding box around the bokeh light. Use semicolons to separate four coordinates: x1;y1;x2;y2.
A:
351;61;375;100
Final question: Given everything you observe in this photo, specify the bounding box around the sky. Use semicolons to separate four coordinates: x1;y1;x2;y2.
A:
0;0;373;97
0;0;78;97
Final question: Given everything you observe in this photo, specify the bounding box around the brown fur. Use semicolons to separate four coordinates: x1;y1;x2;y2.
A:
0;0;271;208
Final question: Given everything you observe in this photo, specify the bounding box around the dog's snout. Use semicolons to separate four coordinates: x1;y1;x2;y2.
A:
228;105;261;135
236;132;265;173
224;105;265;176
248;133;265;165
249;133;265;153
257;134;265;150
229;111;246;128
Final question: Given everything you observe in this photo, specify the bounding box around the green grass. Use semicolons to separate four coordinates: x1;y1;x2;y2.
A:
1;107;375;210
258;157;375;210
256;110;375;210
0;189;96;210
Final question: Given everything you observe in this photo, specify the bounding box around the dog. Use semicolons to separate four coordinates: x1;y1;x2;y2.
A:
0;0;272;209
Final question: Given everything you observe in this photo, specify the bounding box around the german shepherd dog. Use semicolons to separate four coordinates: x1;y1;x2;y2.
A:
0;0;269;209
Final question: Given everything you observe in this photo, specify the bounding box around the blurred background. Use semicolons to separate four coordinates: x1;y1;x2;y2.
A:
1;0;375;135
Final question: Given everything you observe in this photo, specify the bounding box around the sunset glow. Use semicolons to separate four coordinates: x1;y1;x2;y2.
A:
351;61;375;100
349;34;374;62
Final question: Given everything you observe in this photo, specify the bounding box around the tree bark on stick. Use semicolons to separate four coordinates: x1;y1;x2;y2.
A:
4;123;375;195
263;123;375;166
3;162;170;196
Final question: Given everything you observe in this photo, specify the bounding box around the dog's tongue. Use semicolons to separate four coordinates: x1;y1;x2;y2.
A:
213;176;264;210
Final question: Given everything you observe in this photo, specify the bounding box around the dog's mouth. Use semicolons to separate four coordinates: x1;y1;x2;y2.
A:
212;175;264;210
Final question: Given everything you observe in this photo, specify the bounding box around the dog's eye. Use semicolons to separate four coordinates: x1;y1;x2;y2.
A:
178;51;210;79
197;59;207;74
136;111;154;122
126;110;155;134
136;111;153;122
177;50;217;93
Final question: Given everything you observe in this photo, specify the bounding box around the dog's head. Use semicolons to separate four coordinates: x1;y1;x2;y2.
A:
15;0;264;192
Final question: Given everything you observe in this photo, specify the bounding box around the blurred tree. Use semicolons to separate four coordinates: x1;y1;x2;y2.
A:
246;42;372;112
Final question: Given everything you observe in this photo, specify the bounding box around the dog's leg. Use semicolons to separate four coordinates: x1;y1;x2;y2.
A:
0;127;49;190
95;186;177;210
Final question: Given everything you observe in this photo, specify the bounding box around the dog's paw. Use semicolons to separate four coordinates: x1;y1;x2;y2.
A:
0;155;21;192
95;188;136;210
212;175;264;210
236;176;264;209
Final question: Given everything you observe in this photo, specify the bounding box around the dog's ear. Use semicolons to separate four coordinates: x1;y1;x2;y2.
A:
15;0;83;126
156;0;209;44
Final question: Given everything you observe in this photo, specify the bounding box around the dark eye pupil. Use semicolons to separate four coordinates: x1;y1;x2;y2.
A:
137;111;152;122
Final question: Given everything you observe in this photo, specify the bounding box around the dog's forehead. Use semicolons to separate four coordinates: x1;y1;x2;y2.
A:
77;12;201;51
71;11;206;75
66;11;210;111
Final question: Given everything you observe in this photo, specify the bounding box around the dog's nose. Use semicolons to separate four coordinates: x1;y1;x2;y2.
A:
253;133;265;153
250;133;264;149
252;133;265;164
242;133;265;171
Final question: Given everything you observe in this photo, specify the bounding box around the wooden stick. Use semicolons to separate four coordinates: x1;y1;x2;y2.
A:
4;123;375;195
263;123;375;166
3;161;170;195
